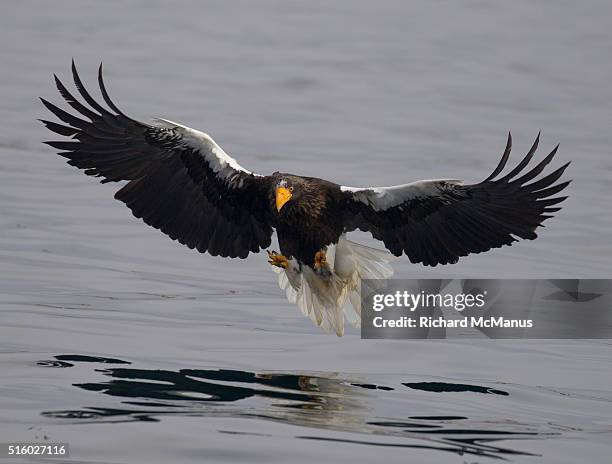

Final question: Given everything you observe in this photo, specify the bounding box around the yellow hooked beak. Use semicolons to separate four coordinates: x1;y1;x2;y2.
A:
275;186;292;211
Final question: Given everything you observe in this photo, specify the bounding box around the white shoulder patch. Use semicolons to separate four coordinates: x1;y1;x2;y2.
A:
341;179;462;211
153;118;262;180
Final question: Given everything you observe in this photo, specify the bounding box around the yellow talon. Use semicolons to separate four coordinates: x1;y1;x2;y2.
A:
314;250;327;270
267;250;289;269
313;249;331;278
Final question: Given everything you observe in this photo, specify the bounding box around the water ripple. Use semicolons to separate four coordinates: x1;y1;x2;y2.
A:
36;354;590;460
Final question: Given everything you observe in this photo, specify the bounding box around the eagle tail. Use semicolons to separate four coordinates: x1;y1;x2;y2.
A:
272;236;396;336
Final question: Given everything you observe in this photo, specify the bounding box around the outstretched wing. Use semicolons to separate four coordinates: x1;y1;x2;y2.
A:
40;62;273;258
340;133;571;266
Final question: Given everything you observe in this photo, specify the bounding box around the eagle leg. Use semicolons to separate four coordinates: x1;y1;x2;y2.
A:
267;250;289;269
313;249;332;278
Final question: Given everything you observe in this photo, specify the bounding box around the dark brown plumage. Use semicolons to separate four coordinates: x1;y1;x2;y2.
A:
269;174;346;265
41;63;571;271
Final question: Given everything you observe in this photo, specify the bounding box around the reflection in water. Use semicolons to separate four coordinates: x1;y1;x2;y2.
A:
36;355;131;368
403;382;509;396
38;354;555;460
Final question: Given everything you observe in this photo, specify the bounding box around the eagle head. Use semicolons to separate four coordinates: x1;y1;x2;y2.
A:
272;175;327;218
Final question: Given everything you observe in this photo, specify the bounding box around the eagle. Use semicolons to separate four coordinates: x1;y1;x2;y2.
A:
40;62;571;336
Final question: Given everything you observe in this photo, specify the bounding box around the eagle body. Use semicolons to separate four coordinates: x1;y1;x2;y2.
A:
269;174;346;266
40;63;571;335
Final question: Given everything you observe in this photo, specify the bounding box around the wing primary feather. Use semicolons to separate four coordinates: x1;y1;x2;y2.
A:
523;161;571;192
97;63;133;120
39;98;89;129
499;132;540;182
54;74;100;120
71;59;114;116
43;140;80;151
511;144;560;186
531;180;572;198
536;196;568;207
38;119;79;136
484;131;512;181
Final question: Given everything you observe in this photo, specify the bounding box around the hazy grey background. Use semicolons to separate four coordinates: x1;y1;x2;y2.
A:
1;1;611;463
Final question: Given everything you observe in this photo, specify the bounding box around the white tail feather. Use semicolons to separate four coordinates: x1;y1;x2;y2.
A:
272;236;396;336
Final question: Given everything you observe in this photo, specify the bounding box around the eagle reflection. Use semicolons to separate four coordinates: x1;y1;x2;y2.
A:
40;355;544;459
41;356;361;425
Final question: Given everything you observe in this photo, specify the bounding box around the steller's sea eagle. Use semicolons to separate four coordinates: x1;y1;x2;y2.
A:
40;62;571;336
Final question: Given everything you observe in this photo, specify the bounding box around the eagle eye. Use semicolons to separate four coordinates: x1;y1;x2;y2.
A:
289;186;294;192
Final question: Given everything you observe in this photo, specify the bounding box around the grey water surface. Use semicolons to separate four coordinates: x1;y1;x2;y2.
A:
1;1;612;463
